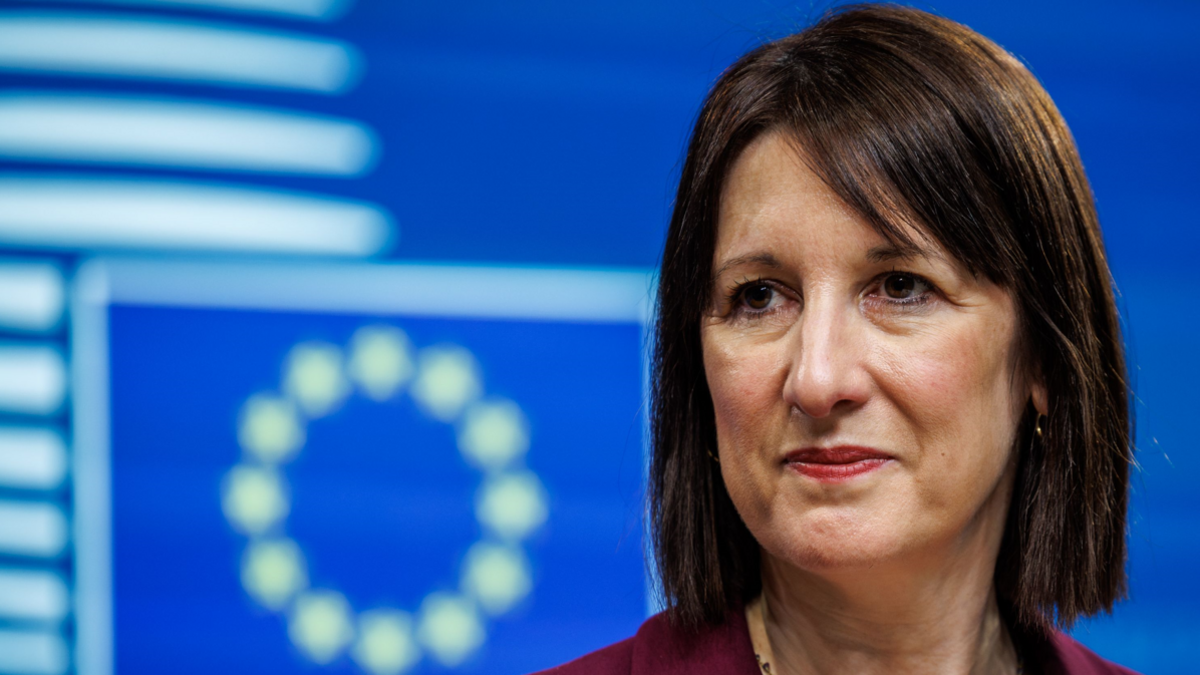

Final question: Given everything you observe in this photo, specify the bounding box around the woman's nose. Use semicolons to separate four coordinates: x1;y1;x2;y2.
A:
782;300;870;419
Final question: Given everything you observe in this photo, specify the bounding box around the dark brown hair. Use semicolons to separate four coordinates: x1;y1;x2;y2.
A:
649;3;1131;634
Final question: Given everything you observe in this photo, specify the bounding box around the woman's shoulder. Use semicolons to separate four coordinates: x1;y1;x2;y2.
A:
1031;631;1141;675
530;609;758;675
531;611;1139;675
530;635;635;675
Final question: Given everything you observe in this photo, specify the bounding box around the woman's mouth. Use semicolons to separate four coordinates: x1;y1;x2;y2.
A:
783;446;894;482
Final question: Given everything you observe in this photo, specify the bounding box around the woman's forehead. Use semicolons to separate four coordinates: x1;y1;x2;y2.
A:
714;132;949;270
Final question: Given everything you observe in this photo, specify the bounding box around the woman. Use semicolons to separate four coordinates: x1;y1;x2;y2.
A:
540;4;1135;675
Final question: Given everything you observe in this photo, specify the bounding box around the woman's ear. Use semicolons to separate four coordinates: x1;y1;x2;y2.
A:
1031;380;1048;417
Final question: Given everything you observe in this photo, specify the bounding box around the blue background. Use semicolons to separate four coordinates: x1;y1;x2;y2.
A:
0;0;1195;673
108;305;648;673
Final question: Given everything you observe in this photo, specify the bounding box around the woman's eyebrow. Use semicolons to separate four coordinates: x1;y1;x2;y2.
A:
865;243;937;263
712;252;782;280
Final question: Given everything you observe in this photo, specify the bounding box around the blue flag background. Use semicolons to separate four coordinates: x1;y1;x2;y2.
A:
0;1;1194;674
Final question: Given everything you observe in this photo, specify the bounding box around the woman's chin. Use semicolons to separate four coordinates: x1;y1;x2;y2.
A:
759;510;919;575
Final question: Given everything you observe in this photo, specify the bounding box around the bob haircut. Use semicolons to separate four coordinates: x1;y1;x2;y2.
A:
649;3;1131;634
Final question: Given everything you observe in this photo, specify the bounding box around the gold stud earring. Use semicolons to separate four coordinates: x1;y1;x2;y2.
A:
1035;415;1045;437
706;448;720;463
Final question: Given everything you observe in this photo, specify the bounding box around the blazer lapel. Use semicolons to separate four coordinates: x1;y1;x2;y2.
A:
630;608;761;675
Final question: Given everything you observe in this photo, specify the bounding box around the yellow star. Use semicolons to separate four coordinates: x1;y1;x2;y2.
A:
289;590;355;664
241;537;308;610
284;342;350;418
348;325;414;401
351;609;421;675
476;471;548;541
461;542;532;616
238;395;304;465
221;465;288;535
410;346;481;422
416;593;484;667
457;399;529;471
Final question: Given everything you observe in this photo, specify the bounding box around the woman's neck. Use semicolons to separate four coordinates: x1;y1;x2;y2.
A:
747;550;1020;675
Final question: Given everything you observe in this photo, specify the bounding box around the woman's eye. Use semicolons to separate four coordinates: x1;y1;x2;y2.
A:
741;284;775;310
881;272;930;300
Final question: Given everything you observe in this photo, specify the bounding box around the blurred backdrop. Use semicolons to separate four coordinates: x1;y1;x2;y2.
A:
0;1;1195;674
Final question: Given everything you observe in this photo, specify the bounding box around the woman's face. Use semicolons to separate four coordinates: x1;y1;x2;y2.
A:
702;131;1037;576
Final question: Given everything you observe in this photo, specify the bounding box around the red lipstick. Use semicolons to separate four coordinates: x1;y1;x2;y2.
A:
784;446;893;482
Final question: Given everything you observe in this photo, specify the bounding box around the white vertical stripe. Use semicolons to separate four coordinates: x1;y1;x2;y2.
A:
0;501;68;558
0;262;64;333
0;14;360;94
0;346;67;415
71;263;111;675
0;629;69;675
0;428;67;490
0;569;69;622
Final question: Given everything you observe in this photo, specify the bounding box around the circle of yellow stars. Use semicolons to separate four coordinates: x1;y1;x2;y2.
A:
221;324;547;673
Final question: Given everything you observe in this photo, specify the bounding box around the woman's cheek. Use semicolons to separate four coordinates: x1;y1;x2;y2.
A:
705;335;785;442
881;313;995;413
873;321;1015;508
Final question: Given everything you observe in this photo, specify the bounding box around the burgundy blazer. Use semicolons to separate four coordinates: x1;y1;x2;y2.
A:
534;609;1139;675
